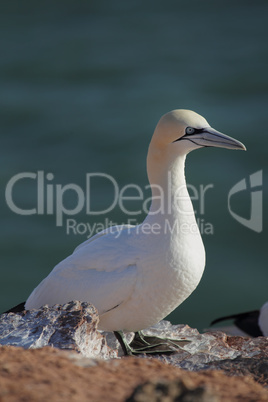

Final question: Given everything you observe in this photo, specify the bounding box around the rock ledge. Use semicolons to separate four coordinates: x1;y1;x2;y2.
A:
0;301;267;401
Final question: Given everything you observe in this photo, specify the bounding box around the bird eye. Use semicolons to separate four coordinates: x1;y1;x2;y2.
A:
185;127;195;135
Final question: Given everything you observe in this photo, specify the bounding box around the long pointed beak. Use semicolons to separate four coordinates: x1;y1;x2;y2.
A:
190;127;246;150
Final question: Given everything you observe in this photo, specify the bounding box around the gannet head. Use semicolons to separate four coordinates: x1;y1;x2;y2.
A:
152;109;246;154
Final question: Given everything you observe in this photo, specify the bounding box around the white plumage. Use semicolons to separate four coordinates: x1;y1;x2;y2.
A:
259;302;268;336
25;109;245;333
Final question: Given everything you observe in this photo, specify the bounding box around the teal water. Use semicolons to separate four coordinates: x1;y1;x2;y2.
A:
0;1;267;331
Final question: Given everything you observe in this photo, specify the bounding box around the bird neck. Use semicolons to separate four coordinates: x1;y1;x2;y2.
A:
145;152;196;228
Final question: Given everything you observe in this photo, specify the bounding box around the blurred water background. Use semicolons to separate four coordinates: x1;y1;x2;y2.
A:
0;0;267;331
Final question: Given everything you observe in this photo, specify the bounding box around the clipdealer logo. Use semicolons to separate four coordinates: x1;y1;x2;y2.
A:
5;170;263;235
228;170;263;233
4;170;214;235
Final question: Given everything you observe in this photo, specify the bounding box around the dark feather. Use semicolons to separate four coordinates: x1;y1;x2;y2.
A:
2;302;26;314
211;310;262;337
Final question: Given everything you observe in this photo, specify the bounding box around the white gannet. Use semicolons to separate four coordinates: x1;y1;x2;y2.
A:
211;301;268;337
259;302;268;336
6;110;246;354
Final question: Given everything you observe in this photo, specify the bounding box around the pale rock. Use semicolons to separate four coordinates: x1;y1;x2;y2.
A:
1;301;268;386
0;301;116;359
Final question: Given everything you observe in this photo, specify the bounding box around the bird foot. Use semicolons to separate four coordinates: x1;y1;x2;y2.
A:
114;330;191;356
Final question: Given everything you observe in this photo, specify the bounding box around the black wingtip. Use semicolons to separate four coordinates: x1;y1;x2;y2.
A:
211;310;260;326
211;310;263;337
210;313;241;326
2;302;26;314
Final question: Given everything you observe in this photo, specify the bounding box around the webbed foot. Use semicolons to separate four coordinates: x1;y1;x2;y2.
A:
114;330;190;355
